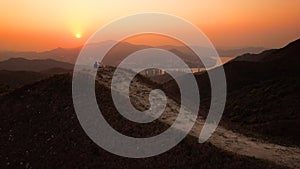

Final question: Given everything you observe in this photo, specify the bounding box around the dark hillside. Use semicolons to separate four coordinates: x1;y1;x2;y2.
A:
0;74;284;169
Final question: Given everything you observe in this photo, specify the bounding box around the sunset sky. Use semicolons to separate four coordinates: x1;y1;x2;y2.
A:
1;0;300;51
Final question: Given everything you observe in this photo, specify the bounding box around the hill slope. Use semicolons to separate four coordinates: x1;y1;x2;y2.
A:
0;73;287;169
0;68;72;91
0;70;45;88
163;38;300;146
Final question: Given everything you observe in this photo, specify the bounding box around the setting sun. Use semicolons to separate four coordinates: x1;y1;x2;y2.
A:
75;33;81;39
0;0;300;51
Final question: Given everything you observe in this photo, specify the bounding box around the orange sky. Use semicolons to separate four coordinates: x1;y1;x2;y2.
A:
1;0;300;51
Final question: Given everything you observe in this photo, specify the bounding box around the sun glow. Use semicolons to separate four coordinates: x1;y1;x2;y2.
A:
1;1;300;51
75;33;81;39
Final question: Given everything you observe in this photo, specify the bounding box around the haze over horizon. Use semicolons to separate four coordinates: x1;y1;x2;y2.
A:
1;0;300;51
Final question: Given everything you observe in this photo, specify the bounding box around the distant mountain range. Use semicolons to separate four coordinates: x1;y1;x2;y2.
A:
217;47;266;58
0;47;81;63
0;41;266;67
0;58;73;72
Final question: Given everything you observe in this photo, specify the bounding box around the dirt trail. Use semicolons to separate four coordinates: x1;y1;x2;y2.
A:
95;68;300;169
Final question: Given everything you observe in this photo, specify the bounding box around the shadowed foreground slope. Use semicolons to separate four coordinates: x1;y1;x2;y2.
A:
0;74;285;169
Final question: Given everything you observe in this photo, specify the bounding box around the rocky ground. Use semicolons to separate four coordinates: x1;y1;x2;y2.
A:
0;70;292;169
